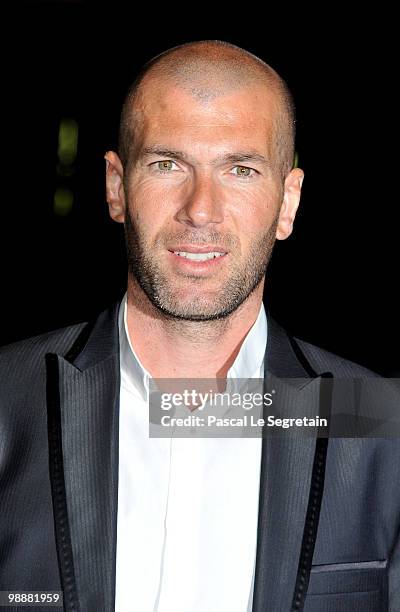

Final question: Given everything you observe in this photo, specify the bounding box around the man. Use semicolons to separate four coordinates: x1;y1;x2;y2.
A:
0;40;399;612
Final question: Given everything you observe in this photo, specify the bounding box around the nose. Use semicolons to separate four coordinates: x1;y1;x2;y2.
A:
175;171;224;228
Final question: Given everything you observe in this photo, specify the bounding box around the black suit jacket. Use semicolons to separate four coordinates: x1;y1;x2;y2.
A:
0;301;399;611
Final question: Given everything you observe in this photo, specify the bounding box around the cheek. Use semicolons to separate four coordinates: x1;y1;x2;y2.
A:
127;179;176;238
227;184;280;232
130;176;180;213
129;181;171;226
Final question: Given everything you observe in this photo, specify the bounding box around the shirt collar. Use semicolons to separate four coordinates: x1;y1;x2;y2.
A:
118;292;268;399
226;300;267;379
119;293;150;400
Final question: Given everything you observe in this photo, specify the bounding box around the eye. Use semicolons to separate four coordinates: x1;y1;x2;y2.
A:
155;160;178;172
230;165;256;178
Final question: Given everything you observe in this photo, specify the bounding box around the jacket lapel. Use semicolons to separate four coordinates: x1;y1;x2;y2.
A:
252;318;331;612
46;302;121;612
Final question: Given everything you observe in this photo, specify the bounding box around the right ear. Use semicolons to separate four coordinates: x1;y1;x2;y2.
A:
105;151;125;223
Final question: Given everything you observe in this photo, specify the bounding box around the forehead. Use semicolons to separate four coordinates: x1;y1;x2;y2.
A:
131;79;279;154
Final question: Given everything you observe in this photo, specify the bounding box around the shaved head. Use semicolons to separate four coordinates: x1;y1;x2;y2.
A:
118;40;296;181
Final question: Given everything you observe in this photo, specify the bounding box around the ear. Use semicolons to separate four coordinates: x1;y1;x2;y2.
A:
105;151;126;223
276;168;304;240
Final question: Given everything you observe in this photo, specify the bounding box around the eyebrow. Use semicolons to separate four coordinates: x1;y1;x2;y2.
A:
140;146;270;167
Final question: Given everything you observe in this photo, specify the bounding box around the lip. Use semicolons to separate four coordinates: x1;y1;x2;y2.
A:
167;245;228;254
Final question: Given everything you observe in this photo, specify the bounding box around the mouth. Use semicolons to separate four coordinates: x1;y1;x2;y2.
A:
172;250;226;261
167;246;228;271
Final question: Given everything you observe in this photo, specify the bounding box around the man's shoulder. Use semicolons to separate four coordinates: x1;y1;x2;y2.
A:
292;335;380;378
267;314;380;378
0;320;88;372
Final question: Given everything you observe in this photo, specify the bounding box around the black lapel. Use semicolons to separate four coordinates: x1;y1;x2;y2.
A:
252;316;331;612
46;301;121;612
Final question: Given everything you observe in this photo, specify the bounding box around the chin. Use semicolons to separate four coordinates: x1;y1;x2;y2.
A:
156;294;237;321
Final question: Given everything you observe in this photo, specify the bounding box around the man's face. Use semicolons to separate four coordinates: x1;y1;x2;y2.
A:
120;81;291;321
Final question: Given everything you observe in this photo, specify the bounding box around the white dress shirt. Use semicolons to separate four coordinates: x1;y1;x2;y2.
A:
115;293;267;612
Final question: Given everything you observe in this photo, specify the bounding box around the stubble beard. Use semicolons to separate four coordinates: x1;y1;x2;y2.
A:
124;207;278;322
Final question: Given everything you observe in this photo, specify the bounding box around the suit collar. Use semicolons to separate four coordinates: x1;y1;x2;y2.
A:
64;299;317;378
264;314;321;378
64;300;120;370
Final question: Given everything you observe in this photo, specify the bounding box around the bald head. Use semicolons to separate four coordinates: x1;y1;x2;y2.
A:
118;40;296;180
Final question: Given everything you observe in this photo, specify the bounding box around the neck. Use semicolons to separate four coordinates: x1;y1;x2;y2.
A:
125;277;265;379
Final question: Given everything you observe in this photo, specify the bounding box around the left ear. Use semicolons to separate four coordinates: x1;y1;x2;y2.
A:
105;150;126;224
276;168;304;240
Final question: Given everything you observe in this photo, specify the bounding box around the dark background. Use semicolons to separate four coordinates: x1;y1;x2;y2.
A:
3;2;399;375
